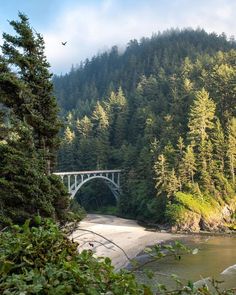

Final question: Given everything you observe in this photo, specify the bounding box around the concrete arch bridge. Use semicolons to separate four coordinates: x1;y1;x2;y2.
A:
54;170;122;200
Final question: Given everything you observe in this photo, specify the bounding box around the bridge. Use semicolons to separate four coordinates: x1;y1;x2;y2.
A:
54;170;122;199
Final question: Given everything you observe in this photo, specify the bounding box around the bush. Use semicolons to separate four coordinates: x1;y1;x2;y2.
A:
0;219;150;295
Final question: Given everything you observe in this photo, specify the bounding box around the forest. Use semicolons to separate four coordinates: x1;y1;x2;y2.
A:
55;29;236;231
0;14;140;295
0;12;236;294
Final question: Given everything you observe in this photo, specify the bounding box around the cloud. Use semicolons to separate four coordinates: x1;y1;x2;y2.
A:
2;0;236;74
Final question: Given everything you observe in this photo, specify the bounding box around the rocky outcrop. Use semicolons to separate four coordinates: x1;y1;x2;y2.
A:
168;192;236;232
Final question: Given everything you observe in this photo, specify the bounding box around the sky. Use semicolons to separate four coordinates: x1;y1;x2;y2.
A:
0;0;235;75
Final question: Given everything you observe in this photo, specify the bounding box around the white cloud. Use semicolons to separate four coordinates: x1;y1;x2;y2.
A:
31;0;236;73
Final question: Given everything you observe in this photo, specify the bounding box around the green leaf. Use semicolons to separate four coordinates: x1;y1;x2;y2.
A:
144;269;154;279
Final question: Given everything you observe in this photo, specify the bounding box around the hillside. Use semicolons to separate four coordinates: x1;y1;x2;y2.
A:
54;29;236;231
53;29;235;114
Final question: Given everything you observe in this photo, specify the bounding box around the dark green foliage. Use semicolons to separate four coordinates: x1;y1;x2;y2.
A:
0;13;70;227
55;30;236;227
1;13;61;173
54;29;235;114
0;220;149;294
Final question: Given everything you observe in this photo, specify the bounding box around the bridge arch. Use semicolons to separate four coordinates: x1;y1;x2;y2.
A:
54;170;122;200
73;175;120;200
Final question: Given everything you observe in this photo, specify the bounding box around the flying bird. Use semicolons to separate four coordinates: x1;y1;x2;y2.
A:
61;41;67;46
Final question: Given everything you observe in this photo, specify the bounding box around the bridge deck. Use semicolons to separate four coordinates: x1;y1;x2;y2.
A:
54;169;121;176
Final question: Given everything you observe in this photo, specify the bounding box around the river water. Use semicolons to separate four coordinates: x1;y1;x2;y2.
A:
135;235;236;291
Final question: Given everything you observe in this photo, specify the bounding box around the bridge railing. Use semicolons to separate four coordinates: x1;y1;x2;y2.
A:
54;169;122;176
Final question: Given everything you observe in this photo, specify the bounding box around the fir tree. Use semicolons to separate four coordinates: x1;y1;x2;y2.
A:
165;169;180;198
0;14;69;227
107;88;128;147
212;118;226;173
1;13;61;173
91;102;109;169
154;154;168;196
227;117;236;185
188;88;216;187
188;88;216;145
179;145;196;186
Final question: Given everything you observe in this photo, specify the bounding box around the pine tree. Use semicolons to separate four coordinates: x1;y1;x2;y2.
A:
91;102;109;169
212;118;226;173
205;60;236;124
154;154;168;196
64;126;75;143
188;88;216;145
1;13;61;173
76;116;93;139
165;169;180;198
0;109;69;226
0;109;8;142
227;117;236;185
179;145;196;186
107;87;128;147
0;14;69;227
188;88;216;186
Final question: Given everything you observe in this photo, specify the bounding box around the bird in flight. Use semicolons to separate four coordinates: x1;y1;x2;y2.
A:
61;41;67;46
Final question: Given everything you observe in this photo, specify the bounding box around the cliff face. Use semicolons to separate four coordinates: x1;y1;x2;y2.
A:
168;193;236;232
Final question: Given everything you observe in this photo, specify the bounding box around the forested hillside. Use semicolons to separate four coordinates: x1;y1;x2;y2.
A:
54;29;236;231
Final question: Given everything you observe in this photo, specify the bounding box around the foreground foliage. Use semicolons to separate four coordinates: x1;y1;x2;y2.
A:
0;219;150;295
0;220;235;295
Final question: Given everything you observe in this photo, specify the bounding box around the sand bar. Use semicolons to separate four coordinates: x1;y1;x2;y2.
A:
71;214;181;269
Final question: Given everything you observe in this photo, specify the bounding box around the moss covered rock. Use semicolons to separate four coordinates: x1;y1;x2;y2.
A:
166;192;236;232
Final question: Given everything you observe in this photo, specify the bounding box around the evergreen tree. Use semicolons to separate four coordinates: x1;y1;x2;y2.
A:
166;169;180;198
188;88;216;187
91;102;110;169
176;137;185;168
107;87;128;148
74;116;95;169
154;154;168;196
179;145;196;186
212;118;226;173
188;88;216;145
76;116;93;138
0;14;69;227
205;58;236;124
227;117;236;185
1;13;61;173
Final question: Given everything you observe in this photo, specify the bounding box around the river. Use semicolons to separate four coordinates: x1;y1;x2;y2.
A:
135;235;236;291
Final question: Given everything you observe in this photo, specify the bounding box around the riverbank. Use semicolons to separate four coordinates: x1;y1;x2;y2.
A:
71;214;181;269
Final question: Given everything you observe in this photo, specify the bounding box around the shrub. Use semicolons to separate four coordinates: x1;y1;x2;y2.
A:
0;219;150;295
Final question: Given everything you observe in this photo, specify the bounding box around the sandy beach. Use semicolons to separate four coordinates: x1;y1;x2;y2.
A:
71;214;180;269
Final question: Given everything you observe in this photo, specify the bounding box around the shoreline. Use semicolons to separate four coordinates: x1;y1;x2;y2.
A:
71;214;182;269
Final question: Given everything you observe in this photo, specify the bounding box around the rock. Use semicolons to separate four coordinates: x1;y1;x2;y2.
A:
178;210;201;232
160;229;167;233
170;226;178;233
